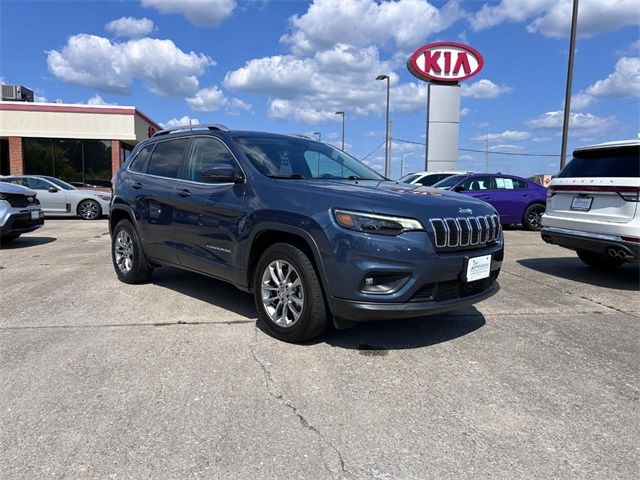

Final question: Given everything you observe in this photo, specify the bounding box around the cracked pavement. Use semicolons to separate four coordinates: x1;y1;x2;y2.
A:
1;220;638;479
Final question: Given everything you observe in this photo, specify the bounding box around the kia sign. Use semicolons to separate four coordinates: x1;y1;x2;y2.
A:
408;42;484;83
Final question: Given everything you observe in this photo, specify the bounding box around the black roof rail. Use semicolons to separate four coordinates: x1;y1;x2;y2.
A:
290;133;320;141
152;123;230;138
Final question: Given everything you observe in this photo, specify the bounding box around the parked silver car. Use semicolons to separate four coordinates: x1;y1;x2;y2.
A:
0;175;111;220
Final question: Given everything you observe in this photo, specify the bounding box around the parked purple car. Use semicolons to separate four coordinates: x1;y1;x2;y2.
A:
432;173;547;230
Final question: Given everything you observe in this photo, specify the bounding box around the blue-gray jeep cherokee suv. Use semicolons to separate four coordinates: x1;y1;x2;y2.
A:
110;125;503;342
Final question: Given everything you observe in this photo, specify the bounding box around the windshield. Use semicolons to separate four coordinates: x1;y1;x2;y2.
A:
235;135;385;180
398;173;420;183
432;174;466;189
558;145;639;178
46;177;77;190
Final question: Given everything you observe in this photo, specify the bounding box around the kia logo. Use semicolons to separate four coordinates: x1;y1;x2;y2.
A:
408;42;484;83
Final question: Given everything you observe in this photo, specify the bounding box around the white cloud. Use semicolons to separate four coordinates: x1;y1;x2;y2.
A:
460;107;472;116
105;17;155;37
225;43;431;123
86;94;115;105
470;0;640;38
461;79;513;99
161;116;200;129
47;34;213;96
186;86;251;113
488;144;524;151
528;110;616;133
35;95;48;103
281;0;463;55
141;0;236;27
472;130;530;142
568;56;640;111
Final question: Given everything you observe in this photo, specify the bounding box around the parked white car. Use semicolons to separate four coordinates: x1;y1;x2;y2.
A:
398;171;468;187
541;140;639;269
0;175;111;220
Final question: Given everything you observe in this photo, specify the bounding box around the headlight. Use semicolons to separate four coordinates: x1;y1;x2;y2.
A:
96;194;111;201
332;209;424;236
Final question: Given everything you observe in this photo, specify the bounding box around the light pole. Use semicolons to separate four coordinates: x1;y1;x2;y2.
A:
313;131;321;141
560;0;579;170
334;111;345;150
401;152;414;178
376;74;391;178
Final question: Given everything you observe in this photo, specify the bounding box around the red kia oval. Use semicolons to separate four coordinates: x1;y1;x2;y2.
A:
408;42;484;83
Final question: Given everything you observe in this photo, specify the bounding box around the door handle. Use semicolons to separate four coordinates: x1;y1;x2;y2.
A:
132;182;143;190
177;189;192;197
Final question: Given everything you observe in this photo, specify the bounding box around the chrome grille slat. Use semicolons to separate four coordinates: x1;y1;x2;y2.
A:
430;214;500;250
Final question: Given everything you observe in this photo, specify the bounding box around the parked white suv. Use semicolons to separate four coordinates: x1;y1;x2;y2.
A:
398;171;467;187
541;140;639;269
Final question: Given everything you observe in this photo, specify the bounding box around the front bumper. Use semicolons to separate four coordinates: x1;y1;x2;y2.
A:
329;280;499;322
541;226;639;261
0;210;45;236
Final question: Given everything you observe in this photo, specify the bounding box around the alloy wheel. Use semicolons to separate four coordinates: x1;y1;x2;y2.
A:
527;206;545;229
80;201;100;220
260;260;304;328
114;230;134;274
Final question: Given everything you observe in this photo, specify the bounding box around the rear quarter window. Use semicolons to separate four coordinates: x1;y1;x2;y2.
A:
559;145;639;178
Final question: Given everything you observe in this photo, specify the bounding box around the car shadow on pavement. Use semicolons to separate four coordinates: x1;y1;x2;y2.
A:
0;236;57;250
517;257;640;291
318;309;486;351
150;266;258;319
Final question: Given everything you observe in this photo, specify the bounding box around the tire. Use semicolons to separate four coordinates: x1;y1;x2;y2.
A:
523;203;545;231
111;219;154;283
254;243;329;342
577;249;625;270
1;233;21;243
78;199;102;220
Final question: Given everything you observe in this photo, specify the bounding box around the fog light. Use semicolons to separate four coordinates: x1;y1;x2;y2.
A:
360;273;409;294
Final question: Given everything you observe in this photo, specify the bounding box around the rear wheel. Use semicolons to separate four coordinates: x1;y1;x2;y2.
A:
577;249;625;270
111;219;154;283
523;203;545;231
78;199;102;220
254;243;328;342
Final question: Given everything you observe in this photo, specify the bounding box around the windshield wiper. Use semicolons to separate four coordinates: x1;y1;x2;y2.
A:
266;173;306;179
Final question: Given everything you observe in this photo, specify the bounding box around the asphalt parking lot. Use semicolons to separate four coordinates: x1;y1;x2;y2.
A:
1;219;638;479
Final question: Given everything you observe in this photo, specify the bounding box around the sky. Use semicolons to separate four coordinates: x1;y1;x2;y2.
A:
1;0;638;178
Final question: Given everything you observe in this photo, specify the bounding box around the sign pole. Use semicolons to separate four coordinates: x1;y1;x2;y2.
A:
560;0;579;170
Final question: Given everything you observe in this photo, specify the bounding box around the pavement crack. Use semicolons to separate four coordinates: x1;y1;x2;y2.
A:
249;327;351;479
0;320;254;331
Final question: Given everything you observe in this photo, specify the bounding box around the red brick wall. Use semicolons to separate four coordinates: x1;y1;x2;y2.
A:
8;137;24;175
111;140;121;176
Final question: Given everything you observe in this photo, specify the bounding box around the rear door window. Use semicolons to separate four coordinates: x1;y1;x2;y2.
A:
129;144;154;173
559;146;639;178
495;177;527;189
147;139;189;179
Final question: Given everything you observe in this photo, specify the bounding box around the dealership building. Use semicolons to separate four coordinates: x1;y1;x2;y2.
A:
0;100;161;183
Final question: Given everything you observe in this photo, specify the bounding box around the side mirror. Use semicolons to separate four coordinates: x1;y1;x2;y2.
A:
453;185;464;192
48;186;59;193
201;164;243;183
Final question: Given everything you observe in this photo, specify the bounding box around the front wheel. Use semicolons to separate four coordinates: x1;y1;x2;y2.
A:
254;243;329;342
78;199;102;220
577;249;625;270
523;203;545;231
111;219;154;283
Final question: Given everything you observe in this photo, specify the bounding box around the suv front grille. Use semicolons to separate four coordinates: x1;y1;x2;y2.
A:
3;193;37;208
430;215;501;250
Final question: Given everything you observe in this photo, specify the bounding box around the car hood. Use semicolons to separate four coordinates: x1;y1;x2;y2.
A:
0;182;36;196
278;179;497;220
